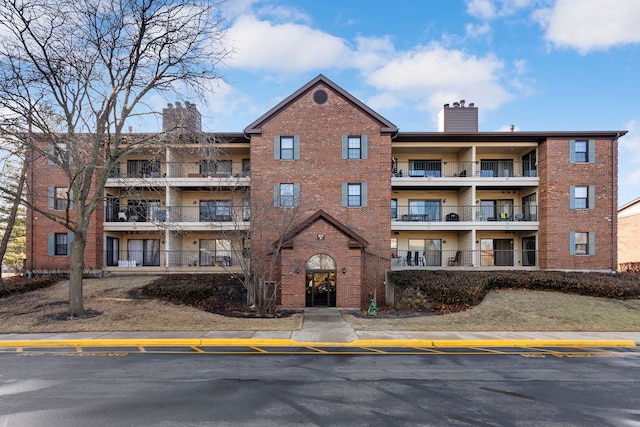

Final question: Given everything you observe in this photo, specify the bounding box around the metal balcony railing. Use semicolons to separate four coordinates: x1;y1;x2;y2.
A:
392;205;538;222
105;249;238;267
391;249;538;268
105;205;250;223
392;160;537;178
108;161;250;179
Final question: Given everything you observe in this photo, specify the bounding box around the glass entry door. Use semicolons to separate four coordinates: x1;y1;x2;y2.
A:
305;271;336;307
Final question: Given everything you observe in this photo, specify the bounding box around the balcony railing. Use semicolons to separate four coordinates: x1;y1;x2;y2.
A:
105;250;238;267
105;205;250;223
391;249;538;268
108;161;250;179
392;205;538;222
392;160;537;178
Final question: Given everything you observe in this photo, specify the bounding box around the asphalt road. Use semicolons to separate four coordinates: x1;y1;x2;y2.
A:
1;349;639;426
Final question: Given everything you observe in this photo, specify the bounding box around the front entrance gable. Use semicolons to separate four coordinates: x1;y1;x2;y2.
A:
279;209;368;250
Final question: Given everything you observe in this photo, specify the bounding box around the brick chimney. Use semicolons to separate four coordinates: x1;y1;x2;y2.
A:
437;100;478;132
162;101;202;133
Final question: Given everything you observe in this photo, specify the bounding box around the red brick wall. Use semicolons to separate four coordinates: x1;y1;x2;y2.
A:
250;82;392;307
26;142;103;272
538;137;617;271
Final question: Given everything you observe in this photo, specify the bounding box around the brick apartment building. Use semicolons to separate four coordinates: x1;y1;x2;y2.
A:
618;197;640;269
25;74;627;308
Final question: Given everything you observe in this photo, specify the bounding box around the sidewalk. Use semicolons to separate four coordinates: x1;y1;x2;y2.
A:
0;308;638;348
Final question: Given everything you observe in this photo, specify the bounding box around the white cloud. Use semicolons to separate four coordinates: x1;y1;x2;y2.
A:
226;15;352;74
365;43;512;112
466;0;536;20
619;119;640;203
539;0;640;53
466;0;497;19
465;22;492;39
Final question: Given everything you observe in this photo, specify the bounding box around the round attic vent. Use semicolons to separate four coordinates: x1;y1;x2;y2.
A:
313;89;328;104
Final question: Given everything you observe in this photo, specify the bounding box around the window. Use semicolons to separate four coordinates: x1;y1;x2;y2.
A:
391;238;398;257
127;239;160;266
570;139;595;163
48;187;72;210
200;160;232;177
127;159;160;177
342;135;368;159
106;237;120;266
274;136;300;160
480;159;513;177
408;200;440;221
522;150;537;177
570;232;595;256
54;187;68;210
242;158;250;177
274;183;300;207
49;232;71;256
570;185;595;209
522;236;536;266
408;160;441;177
48;142;69;165
127;199;160;222
391;199;397;219
522;193;537;221
242;198;250;221
479;199;512;221
200;239;232;266
48;232;73;255
406;239;442;266
200;200;232;221
342;183;367;207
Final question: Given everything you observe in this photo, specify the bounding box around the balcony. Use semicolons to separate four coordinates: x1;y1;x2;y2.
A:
105;205;250;226
392;205;538;223
392;160;537;178
107;161;250;180
105;249;240;268
391;249;538;269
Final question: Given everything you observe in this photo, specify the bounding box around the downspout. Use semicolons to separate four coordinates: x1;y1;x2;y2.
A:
612;133;620;273
28;115;34;275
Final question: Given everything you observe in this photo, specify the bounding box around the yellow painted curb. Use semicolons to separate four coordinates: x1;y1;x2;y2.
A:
0;338;635;348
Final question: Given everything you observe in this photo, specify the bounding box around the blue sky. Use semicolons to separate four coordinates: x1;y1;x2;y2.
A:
143;0;640;206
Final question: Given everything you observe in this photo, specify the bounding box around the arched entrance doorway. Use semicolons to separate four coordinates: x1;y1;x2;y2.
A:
305;254;337;307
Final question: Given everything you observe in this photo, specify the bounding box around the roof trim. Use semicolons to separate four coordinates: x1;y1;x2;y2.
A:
244;74;398;134
279;209;368;249
619;197;640;212
394;130;628;143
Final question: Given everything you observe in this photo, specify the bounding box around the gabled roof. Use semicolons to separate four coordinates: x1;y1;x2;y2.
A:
619;197;640;214
280;209;369;249
244;74;398;134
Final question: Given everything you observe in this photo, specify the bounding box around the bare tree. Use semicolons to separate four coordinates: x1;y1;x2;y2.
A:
221;191;302;316
0;156;27;288
0;0;230;316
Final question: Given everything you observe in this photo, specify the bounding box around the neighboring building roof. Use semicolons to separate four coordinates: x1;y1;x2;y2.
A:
619;197;640;216
280;210;369;249
244;74;398;135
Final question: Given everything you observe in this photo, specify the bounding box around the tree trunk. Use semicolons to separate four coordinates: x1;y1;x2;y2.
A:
0;160;27;289
68;235;86;317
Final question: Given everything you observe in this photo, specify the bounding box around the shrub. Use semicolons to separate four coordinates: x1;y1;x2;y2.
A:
139;274;246;308
0;276;57;298
390;270;640;311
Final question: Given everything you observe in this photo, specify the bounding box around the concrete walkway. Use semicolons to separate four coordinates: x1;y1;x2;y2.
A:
291;307;358;342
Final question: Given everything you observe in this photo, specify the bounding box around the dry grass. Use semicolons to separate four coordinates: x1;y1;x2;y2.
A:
1;276;640;333
0;276;302;333
344;289;640;332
